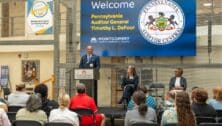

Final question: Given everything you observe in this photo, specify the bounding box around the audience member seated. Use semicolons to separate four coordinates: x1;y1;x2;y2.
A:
192;88;216;117
49;93;79;126
163;91;176;110
0;108;11;126
119;65;139;104
69;83;105;126
191;86;199;102
161;91;196;126
208;86;222;110
125;91;157;126
128;85;156;110
16;94;47;125
8;83;29;107
34;83;59;116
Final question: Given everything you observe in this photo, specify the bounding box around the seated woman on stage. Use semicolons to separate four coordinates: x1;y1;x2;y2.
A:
119;65;139;104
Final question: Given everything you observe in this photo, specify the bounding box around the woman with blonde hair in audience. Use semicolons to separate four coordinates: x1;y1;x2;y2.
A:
161;91;196;126
125;91;157;126
208;86;222;110
49;93;79;126
16;94;47;125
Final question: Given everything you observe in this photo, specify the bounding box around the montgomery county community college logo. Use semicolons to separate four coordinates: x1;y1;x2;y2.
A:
138;0;185;45
32;1;49;18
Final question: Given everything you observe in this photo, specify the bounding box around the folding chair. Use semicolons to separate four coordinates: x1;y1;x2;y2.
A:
8;106;23;112
216;110;222;117
163;123;178;126
196;117;216;125
45;122;73;126
149;83;165;100
149;83;165;107
71;108;96;126
13;120;42;126
131;122;158;126
7;112;16;123
199;123;222;126
218;118;222;123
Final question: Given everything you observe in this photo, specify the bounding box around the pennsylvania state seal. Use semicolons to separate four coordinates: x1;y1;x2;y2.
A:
138;0;185;45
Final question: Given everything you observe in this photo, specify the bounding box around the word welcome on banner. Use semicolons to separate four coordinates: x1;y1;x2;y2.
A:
81;0;196;56
26;0;53;35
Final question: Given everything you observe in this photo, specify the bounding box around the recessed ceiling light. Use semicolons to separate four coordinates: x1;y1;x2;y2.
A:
203;2;212;7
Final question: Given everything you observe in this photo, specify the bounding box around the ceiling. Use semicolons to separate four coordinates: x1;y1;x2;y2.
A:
197;0;222;26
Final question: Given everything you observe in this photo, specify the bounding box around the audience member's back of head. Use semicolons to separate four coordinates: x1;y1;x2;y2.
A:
166;90;176;101
132;91;147;116
34;84;48;99
138;85;147;94
215;87;222;101
175;91;195;126
192;88;208;103
58;93;70;109
76;83;86;94
26;94;42;112
16;83;26;91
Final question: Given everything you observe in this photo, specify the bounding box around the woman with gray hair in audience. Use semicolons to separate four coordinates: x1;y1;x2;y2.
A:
16;94;47;125
49;93;79;126
124;90;157;126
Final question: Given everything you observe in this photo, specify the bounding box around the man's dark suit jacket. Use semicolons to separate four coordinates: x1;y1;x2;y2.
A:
169;76;187;90
79;54;100;69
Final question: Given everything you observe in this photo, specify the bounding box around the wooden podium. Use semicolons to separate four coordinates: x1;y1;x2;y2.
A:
74;69;99;103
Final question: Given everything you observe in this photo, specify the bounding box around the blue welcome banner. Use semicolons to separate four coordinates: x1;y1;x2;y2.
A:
81;0;196;56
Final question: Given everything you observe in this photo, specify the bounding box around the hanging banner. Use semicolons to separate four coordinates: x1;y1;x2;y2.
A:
26;0;53;35
81;0;196;56
0;66;9;87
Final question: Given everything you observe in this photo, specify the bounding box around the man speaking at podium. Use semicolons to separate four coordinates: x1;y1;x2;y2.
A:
79;45;100;104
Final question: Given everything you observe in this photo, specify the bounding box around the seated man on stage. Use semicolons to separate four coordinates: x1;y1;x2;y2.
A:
119;65;139;104
69;83;105;126
169;68;187;91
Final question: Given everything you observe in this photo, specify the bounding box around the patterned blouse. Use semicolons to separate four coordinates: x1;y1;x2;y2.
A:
161;107;177;126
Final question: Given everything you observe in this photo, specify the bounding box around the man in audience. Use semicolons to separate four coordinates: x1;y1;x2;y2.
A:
8;83;29;107
69;83;105;126
34;83;58;116
192;88;216;117
169;68;187;91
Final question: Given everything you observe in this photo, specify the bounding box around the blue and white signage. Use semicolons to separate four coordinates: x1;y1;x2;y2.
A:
0;66;9;87
26;0;53;35
81;0;196;56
